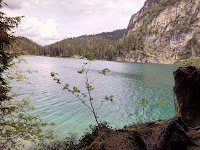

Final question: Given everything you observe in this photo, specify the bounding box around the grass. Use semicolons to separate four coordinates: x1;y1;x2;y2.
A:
176;57;200;67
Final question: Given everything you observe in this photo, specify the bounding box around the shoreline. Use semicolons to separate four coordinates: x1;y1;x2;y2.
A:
21;54;200;66
20;54;181;66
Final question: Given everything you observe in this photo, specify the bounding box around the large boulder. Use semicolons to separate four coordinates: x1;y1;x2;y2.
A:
83;117;196;150
156;117;193;150
173;66;200;127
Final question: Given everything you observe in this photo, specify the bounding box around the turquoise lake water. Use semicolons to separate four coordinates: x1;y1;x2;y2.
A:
12;56;181;139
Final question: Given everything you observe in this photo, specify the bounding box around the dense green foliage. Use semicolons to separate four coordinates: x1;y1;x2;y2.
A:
11;29;145;61
11;29;127;60
176;57;200;66
0;1;55;149
43;29;127;60
12;36;43;55
0;1;21;102
10;28;149;61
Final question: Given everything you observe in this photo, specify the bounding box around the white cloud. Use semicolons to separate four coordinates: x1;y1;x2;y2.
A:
1;0;146;45
16;16;63;45
60;0;145;16
60;0;111;15
1;4;63;45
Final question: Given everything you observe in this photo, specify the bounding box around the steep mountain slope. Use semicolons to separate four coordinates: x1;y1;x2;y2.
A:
11;29;127;60
43;29;127;60
13;0;200;65
11;37;43;55
127;0;200;64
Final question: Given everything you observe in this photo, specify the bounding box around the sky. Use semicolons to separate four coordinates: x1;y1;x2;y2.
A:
2;0;146;46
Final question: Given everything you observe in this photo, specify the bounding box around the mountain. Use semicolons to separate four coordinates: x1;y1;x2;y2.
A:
94;29;128;40
127;0;200;64
13;0;200;65
11;37;43;55
42;29;127;60
11;29;127;60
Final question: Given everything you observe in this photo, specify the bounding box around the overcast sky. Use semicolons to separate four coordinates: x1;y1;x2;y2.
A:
2;0;145;46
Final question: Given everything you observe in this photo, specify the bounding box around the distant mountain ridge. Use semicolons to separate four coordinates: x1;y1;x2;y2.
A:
13;0;200;65
12;29;127;60
12;37;43;55
91;29;128;40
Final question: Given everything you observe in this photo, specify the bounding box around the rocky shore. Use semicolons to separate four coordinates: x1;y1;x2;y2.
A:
81;66;200;150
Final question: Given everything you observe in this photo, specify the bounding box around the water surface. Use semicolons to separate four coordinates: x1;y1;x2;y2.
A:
12;56;180;138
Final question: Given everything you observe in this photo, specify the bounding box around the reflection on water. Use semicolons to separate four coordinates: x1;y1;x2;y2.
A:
11;56;179;138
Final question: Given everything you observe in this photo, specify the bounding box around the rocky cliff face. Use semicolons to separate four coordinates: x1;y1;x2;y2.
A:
127;0;200;64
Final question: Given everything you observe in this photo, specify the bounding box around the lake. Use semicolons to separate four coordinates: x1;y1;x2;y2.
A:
12;56;180;139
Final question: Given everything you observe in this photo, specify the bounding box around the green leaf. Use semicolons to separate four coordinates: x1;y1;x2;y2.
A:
50;72;58;77
85;52;95;61
77;70;84;74
156;98;168;105
26;69;32;73
86;84;94;91
72;87;80;94
63;84;69;90
99;68;111;75
82;93;87;98
57;79;61;84
104;95;114;102
53;77;61;84
138;98;147;105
